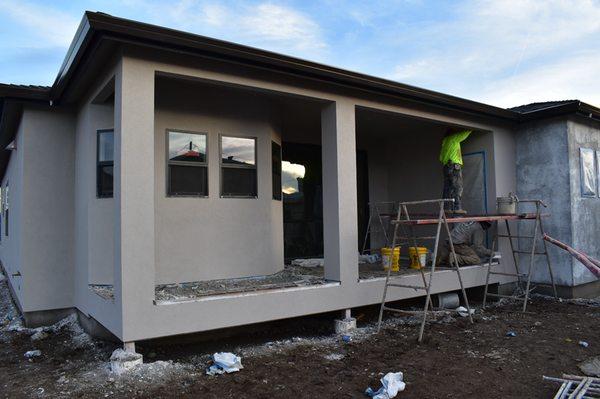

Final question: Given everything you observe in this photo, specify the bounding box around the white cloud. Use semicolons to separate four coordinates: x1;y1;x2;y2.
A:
0;0;79;47
388;0;600;107
479;51;600;108
122;1;327;58
240;3;326;52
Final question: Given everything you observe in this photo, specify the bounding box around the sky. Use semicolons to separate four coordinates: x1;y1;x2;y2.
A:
1;0;599;108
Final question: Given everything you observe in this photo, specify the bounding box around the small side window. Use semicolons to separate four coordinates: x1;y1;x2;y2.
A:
220;136;257;198
97;130;114;198
272;142;282;200
167;130;208;196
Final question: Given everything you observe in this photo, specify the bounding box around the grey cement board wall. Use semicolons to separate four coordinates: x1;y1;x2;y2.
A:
515;119;573;286
1;107;76;312
0;116;25;307
567;117;600;286
74;98;115;287
154;78;284;284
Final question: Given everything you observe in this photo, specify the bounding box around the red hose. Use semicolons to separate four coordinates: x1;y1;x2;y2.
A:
543;234;600;279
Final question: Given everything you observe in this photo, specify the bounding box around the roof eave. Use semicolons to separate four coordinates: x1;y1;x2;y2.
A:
50;11;517;121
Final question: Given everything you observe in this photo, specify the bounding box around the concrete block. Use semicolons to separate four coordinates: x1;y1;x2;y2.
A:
110;348;143;375
334;317;356;334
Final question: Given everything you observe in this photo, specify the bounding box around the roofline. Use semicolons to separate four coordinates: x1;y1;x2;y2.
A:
0;84;51;102
50;11;517;121
517;100;600;123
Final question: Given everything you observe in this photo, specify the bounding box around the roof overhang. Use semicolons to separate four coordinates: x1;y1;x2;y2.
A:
51;11;518;121
515;101;600;124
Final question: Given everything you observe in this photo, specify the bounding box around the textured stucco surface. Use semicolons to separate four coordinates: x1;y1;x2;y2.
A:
567;117;600;285
515;118;572;286
154;78;284;284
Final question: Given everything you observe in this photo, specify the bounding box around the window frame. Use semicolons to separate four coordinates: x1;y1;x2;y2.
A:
166;129;209;198
219;134;258;198
272;141;282;201
96;129;114;198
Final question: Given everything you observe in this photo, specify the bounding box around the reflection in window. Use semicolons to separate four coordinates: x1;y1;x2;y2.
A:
221;136;256;165
97;130;114;198
169;131;206;163
167;130;208;196
221;136;257;197
282;161;306;195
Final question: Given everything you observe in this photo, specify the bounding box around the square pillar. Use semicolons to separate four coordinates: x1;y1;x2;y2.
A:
321;100;359;282
113;56;155;341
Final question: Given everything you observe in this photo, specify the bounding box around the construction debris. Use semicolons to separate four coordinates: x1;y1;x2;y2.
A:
365;371;406;399
110;349;143;375
24;350;41;358
579;357;600;377
206;352;243;375
544;374;600;398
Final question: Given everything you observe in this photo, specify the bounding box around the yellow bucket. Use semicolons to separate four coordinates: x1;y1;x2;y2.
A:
381;247;400;272
409;247;428;269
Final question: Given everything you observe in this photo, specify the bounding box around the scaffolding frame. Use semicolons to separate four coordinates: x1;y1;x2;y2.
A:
376;198;473;342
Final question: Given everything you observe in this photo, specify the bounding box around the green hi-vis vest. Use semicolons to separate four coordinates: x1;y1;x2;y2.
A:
439;130;472;165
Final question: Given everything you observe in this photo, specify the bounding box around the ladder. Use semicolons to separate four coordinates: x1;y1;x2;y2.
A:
482;199;558;311
377;199;474;342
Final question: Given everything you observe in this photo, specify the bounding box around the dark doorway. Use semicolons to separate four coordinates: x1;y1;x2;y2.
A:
282;142;369;261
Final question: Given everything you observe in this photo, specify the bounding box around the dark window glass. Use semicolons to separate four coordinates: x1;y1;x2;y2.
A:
272;142;282;200
97;130;114;198
167;131;208;196
222;168;257;197
220;136;257;197
169;165;208;196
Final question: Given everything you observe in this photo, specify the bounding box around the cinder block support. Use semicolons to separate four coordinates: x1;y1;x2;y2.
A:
321;100;359;283
123;341;136;353
334;308;357;334
113;56;156;341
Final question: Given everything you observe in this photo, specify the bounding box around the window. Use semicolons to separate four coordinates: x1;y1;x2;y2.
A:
580;147;597;197
167;130;208;196
220;136;257;197
272;142;282;200
97;130;114;198
4;182;8;237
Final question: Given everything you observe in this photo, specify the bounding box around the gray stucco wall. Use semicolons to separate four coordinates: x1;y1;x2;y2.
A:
515;119;573;286
74;99;115;286
0;107;76;312
567;116;600;285
0;117;25;307
154;78;284;284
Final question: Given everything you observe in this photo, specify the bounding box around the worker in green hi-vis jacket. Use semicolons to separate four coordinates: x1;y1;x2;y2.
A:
439;128;471;213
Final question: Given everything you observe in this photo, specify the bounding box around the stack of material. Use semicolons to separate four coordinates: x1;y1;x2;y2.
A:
544;374;600;398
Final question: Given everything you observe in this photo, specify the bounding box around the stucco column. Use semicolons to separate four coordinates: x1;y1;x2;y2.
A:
321;100;359;282
114;56;155;341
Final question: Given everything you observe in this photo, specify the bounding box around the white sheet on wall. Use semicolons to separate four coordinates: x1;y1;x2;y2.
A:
462;152;487;215
580;148;596;197
597;150;600;198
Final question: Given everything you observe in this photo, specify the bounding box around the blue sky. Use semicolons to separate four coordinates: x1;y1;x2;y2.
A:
1;0;599;108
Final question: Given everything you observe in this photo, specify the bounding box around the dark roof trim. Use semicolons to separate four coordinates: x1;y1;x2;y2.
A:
0;84;50;102
51;11;517;121
514;100;600;123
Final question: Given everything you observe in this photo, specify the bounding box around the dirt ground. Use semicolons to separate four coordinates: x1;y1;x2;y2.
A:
2;275;600;398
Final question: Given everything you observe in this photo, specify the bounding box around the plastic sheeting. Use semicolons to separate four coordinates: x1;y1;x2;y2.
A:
580;148;597;197
462;152;487;215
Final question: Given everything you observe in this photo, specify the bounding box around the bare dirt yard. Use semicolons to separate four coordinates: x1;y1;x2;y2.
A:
2;274;599;398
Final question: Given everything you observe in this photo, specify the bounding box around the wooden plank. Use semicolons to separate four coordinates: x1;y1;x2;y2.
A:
392;213;550;226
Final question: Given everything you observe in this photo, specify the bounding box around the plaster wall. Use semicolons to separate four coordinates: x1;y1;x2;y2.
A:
154;78;284;284
74;98;115;287
0;117;25;307
515;119;573;285
19;107;75;311
567;117;600;285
